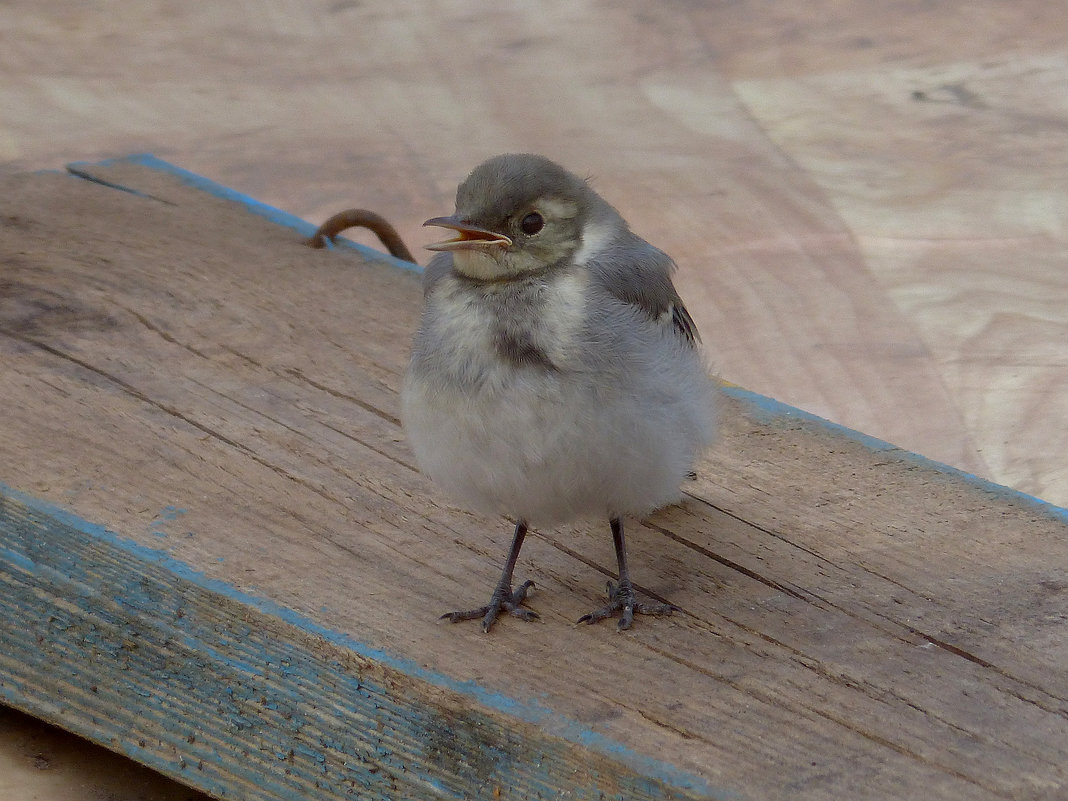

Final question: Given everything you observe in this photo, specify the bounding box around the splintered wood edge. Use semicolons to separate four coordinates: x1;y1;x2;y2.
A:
0;485;720;801
65;153;422;276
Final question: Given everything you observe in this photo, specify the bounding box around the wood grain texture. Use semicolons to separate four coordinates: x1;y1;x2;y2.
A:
1;1;1065;506
1;491;710;801
0;162;1066;800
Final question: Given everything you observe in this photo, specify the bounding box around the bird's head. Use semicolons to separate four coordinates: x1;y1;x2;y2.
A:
424;153;614;281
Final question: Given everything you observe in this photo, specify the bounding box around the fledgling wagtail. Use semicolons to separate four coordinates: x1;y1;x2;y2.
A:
402;153;718;632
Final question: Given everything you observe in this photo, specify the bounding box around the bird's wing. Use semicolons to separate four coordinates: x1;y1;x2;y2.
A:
587;237;700;345
670;296;700;344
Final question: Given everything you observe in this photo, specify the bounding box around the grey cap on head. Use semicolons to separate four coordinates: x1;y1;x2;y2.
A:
423;153;626;284
454;153;599;228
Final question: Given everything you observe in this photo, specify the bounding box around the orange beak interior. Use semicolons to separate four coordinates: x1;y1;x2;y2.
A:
423;216;512;251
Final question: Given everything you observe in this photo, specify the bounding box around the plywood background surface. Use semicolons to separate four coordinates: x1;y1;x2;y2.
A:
1;0;1065;507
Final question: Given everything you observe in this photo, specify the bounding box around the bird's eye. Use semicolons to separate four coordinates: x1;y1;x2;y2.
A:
520;212;544;236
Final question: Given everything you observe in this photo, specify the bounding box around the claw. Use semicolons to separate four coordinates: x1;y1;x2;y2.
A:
578;579;679;631
440;580;539;633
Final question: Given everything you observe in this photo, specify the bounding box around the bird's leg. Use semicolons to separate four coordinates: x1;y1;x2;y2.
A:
578;517;680;631
440;519;539;633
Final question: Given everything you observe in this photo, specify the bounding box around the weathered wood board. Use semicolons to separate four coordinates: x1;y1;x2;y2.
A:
1;157;1066;800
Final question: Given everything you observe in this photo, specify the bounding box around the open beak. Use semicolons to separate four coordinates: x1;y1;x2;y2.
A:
423;215;512;252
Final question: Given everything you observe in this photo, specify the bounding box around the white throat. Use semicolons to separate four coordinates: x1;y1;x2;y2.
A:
451;248;507;281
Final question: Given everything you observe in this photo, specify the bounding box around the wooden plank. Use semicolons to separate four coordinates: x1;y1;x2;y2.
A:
0;487;709;801
0;158;1066;800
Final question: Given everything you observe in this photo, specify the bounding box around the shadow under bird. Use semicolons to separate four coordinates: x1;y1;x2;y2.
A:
401;153;718;632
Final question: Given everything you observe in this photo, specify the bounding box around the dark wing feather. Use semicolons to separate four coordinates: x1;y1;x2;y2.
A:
586;231;700;345
671;298;700;344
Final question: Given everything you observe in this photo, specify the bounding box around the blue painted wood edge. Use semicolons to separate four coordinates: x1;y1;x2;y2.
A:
65;153;422;275
69;153;1067;524
65;152;1068;521
0;481;720;800
722;385;1068;526
56;158;1068;521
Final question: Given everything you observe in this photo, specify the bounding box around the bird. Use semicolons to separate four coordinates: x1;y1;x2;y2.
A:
401;153;718;632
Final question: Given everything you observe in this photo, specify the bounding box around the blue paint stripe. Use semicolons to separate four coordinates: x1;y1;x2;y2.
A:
65;153;422;275
73;154;1067;525
66;152;1067;527
722;384;1068;525
0;482;718;799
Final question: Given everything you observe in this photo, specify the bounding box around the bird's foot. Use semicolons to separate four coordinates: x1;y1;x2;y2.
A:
578;578;679;631
440;580;539;633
